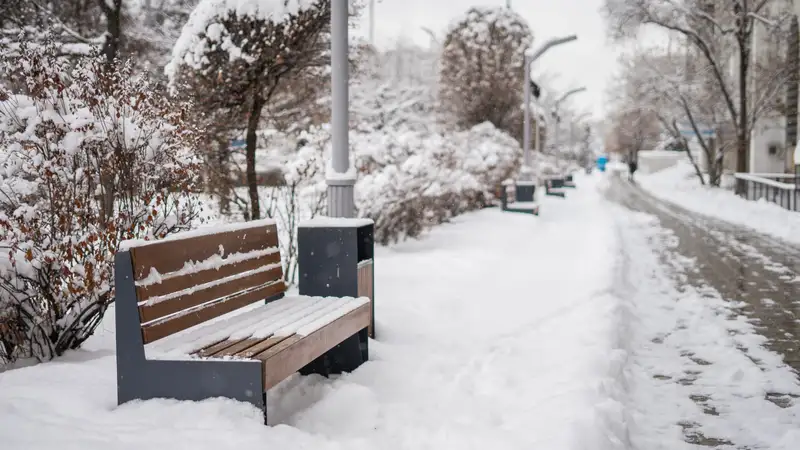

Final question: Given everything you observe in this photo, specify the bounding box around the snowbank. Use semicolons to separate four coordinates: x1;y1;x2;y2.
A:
637;150;685;174
639;161;800;245
0;174;630;450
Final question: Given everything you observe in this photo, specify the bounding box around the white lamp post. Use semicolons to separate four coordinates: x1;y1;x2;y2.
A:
327;0;354;217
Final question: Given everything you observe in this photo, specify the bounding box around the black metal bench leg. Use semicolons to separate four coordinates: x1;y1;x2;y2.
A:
327;333;366;374
358;328;369;363
299;353;331;377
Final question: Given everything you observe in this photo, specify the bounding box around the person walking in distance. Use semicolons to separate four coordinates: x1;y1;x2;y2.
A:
628;154;638;182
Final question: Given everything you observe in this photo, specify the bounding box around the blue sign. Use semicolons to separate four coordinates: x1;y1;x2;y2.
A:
678;123;715;137
230;138;246;148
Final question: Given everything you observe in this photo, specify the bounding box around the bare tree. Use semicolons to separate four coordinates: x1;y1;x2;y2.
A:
608;48;715;184
605;0;794;190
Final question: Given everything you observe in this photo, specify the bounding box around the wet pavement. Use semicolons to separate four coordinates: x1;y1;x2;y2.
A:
607;177;800;447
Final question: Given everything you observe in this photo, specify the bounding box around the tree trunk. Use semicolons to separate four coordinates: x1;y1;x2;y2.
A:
736;35;750;193
684;144;707;186
246;96;264;220
102;0;123;64
215;139;232;216
707;136;720;187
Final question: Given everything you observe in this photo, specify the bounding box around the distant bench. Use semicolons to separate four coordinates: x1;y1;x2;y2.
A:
545;177;567;198
114;219;373;424
498;180;539;215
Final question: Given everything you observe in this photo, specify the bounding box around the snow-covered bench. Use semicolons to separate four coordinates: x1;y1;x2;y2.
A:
499;181;539;215
545;178;567;198
563;174;576;188
114;219;371;423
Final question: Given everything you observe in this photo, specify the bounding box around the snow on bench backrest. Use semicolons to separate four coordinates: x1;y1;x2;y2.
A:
121;219;286;344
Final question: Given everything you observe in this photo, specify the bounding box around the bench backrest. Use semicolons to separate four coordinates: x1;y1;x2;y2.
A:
125;220;286;344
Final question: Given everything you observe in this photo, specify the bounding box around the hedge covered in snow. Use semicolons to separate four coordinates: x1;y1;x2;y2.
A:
0;44;202;364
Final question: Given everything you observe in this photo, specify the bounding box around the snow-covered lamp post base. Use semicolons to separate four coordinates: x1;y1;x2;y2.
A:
327;178;356;218
519;165;534;179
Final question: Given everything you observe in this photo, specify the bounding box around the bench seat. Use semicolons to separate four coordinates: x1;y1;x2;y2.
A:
146;294;370;389
146;294;369;358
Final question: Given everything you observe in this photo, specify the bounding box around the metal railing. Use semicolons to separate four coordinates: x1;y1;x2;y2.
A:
734;173;800;212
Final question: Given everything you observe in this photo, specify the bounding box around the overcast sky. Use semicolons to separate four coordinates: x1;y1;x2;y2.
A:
352;0;619;119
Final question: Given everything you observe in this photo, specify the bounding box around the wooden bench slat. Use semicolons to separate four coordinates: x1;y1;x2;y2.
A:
211;338;268;358
238;336;289;359
148;295;295;356
147;295;317;357
257;303;371;390
195;338;247;357
141;281;286;344
137;251;281;301
130;224;279;280
138;266;284;323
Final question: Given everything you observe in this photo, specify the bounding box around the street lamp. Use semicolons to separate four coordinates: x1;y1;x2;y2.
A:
551;87;586;153
554;87;587;110
327;0;354;217
522;35;577;174
421;27;438;47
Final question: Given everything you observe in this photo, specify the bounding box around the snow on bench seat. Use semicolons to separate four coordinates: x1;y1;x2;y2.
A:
145;295;370;360
509;201;539;210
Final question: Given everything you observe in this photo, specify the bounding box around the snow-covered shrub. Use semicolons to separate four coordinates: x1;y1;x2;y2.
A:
440;7;533;141
353;121;520;245
0;43;202;364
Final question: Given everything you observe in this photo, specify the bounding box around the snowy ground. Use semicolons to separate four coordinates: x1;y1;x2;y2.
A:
638;161;800;246
0;177;627;450
2;173;799;449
